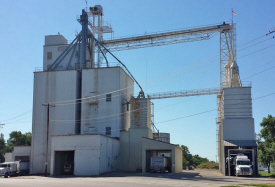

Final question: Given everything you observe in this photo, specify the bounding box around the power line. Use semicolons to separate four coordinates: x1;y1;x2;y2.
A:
44;91;275;135
2;31;273;123
155;92;275;125
4;46;275;125
1;109;32;123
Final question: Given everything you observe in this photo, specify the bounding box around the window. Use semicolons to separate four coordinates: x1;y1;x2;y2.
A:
106;127;111;135
106;94;111;102
47;52;52;59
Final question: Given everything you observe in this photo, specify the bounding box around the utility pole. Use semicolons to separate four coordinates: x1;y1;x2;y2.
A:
0;124;4;139
42;103;55;176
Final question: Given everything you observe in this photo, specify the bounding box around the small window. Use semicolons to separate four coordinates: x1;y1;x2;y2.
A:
106;127;111;135
106;94;111;102
75;51;78;58
47;52;52;59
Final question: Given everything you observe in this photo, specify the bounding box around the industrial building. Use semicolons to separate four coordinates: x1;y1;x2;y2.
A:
30;6;182;176
4;146;31;163
27;5;257;176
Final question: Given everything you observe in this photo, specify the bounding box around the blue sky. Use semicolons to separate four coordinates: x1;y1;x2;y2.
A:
0;0;275;161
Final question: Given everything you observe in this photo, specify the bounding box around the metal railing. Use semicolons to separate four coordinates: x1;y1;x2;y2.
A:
148;88;221;100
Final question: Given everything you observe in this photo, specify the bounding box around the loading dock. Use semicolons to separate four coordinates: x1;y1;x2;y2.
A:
54;151;74;175
142;137;182;173
223;140;258;176
145;150;172;172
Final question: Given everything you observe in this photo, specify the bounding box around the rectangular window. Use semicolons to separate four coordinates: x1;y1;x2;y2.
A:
106;127;111;135
106;94;111;102
47;52;52;59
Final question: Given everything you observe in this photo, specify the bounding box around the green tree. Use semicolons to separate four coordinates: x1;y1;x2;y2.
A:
258;114;275;173
6;131;32;152
258;141;275;173
0;138;5;163
192;154;209;167
181;145;193;166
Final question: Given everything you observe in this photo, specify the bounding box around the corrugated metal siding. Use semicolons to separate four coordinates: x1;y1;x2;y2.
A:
224;140;257;147
130;98;151;128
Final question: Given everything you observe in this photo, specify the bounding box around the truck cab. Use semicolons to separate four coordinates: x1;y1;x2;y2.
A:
0;162;17;178
0;161;29;178
233;154;253;176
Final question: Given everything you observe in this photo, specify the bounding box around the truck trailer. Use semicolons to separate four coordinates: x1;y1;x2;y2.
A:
0;161;29;178
150;156;171;173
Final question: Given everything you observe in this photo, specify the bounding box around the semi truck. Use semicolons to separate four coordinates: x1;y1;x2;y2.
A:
233;154;253;176
150;156;171;173
0;161;29;178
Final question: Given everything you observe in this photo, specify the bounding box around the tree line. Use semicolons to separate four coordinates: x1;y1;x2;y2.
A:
180;144;212;167
258;114;275;173
0;131;31;163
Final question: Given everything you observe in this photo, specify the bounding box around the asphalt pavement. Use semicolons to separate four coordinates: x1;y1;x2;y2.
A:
0;169;274;187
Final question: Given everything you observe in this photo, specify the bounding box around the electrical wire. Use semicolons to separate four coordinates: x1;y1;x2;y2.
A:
31;91;275;135
155;92;275;125
2;30;274;124
50;33;275;105
1;109;32;123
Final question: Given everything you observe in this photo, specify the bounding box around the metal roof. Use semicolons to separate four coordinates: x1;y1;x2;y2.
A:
224;140;257;147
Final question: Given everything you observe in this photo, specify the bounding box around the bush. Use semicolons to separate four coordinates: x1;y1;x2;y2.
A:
196;162;219;169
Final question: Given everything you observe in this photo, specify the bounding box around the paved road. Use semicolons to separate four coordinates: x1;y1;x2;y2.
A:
0;170;274;187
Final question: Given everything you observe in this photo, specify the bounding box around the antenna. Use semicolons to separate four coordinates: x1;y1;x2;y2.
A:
85;0;88;11
0;123;4;133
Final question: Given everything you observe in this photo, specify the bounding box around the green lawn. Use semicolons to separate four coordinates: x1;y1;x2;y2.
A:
243;184;275;187
222;171;275;187
259;171;275;178
222;184;275;187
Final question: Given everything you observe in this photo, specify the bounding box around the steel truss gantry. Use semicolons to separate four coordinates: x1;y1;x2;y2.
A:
147;88;221;100
102;24;231;52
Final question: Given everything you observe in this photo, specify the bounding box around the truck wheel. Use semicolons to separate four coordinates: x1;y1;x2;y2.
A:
4;173;9;178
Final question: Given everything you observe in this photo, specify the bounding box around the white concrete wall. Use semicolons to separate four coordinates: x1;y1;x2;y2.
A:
119;128;152;172
119;68;133;131
50;135;119;176
43;35;69;71
43;35;94;71
75;149;100;175
99;136;120;173
31;70;80;174
4;153;12;162
81;67;133;138
13;146;31;161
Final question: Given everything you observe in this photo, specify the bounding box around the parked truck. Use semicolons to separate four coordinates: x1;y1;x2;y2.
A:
150;156;171;173
0;161;29;178
233;154;253;176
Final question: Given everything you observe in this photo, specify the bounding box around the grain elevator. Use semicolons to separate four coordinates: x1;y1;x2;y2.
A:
30;6;182;176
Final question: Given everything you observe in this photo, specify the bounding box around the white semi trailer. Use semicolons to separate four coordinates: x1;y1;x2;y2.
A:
0;161;29;178
233;154;253;176
150;156;171;173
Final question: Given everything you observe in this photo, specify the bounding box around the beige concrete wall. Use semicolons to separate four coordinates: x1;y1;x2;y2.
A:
174;146;183;173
